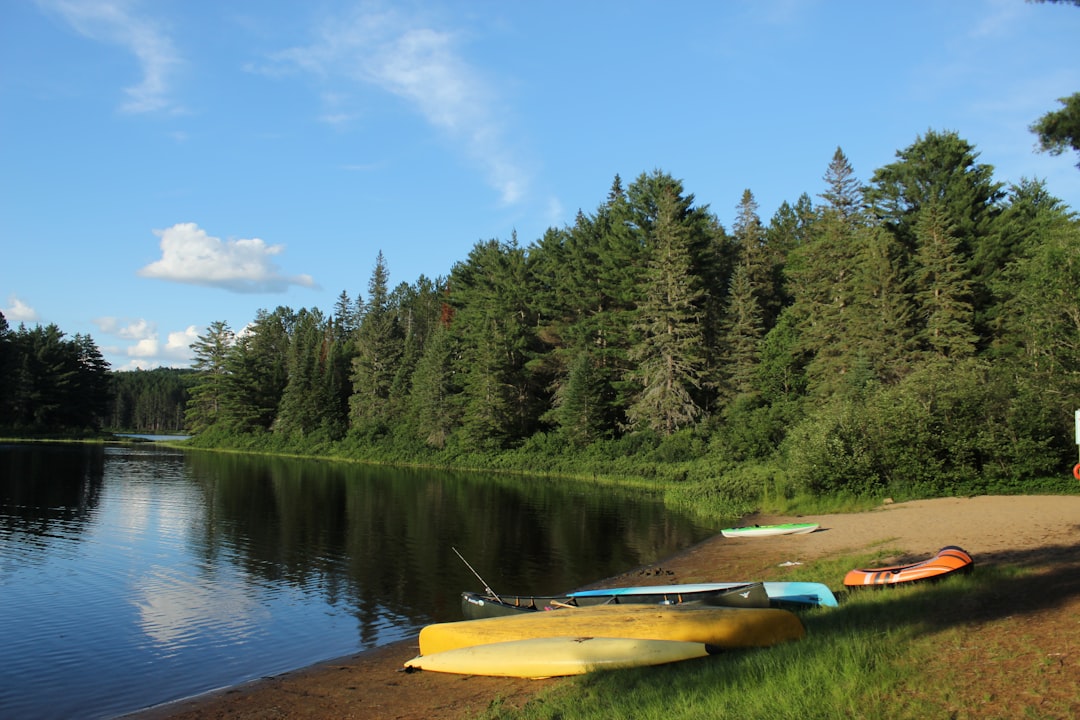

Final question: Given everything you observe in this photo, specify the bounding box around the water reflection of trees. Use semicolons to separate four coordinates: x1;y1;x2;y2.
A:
0;444;105;543
185;452;714;643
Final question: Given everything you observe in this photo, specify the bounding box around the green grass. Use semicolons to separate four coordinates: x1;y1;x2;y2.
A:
479;559;1028;720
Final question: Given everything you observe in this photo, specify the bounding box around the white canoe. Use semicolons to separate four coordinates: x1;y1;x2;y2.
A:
404;636;712;678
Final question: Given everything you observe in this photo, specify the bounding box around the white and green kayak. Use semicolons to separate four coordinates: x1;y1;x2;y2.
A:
720;522;818;538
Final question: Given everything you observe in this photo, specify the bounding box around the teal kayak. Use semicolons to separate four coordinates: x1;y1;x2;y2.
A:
569;581;837;608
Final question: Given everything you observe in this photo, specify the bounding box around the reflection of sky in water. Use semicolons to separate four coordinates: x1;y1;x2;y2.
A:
1;445;713;720
0;448;373;720
134;564;265;649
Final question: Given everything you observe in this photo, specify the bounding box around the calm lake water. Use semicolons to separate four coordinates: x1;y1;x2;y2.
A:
0;442;718;719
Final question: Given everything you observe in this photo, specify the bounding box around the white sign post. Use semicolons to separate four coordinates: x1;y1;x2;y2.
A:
1075;410;1080;480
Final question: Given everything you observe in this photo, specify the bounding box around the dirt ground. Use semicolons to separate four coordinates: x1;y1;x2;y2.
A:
127;495;1080;720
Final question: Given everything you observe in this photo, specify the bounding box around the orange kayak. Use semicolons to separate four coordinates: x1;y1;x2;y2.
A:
843;546;974;587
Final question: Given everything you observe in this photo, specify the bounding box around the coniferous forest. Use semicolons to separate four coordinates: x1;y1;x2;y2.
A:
6;131;1080;512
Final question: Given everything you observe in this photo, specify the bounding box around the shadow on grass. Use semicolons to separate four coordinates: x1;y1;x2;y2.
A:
827;541;1080;631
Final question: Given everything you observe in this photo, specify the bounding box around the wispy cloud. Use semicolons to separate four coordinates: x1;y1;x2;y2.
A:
267;3;528;204
968;0;1026;39
138;222;317;293
3;295;41;323
96;316;154;340
38;0;182;113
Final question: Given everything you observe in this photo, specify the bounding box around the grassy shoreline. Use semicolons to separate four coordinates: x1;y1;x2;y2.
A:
479;554;1050;720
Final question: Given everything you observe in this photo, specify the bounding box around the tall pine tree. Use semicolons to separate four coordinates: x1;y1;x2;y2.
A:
626;186;707;435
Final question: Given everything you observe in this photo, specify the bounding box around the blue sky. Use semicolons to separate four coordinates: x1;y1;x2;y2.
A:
2;0;1079;370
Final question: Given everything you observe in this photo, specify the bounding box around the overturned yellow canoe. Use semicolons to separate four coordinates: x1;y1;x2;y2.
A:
405;636;713;678
417;604;805;656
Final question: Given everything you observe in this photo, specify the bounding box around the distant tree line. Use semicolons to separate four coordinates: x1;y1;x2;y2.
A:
108;368;195;433
0;314;194;435
184;130;1080;500
0;314;111;433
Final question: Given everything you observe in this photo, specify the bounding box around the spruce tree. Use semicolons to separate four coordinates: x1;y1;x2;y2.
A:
350;252;404;431
912;202;978;360
185;320;235;433
626;186;707;435
787;149;871;397
276;308;333;436
407;320;457;447
849;225;916;385
448;237;542;447
222;307;292;432
720;261;764;398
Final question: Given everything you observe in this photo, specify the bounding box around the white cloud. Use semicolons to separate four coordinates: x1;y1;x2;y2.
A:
138;222;317;293
129;336;159;358
269;4;528;204
165;326;199;353
96;316;156;340
3;295;41;323
38;0;182;113
95;318;198;369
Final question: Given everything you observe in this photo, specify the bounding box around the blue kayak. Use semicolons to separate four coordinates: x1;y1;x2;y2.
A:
569;581;837;608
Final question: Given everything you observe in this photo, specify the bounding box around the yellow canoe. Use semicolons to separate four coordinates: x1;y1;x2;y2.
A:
417;604;805;656
404;636;713;678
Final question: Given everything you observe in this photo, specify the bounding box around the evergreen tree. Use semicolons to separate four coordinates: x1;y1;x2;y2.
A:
222;307;293;432
626;186;708;435
572;178;649;428
276;308;333;437
982;178;1071;354
407;319;457;447
761;193;815;322
185;321;235;433
71;332;112;427
719;261;764;398
0;313;13;422
328;290;362;435
819;147;863;221
912;201;978;360
387;276;444;427
787;163;866;396
1031;92;1080;169
732;189;777;326
865;130;1003;248
849;225;916;385
108;368;193;432
754;309;807;404
332;290;362;340
350;252;404;431
449;237;543;447
997;190;1080;384
864;130;1005;341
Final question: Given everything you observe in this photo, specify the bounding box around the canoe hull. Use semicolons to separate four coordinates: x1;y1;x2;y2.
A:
461;582;771;620
404;636;712;678
843;545;974;587
419;603;806;656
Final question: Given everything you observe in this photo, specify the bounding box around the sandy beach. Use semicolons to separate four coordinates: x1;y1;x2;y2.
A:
128;494;1080;719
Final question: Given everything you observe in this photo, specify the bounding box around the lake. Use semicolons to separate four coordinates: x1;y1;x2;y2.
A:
0;442;718;719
